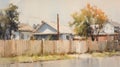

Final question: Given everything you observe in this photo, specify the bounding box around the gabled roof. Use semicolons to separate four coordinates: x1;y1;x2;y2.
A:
18;23;35;32
34;21;73;34
106;20;120;27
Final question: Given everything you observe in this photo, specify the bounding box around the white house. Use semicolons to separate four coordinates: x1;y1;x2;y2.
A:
90;21;120;35
14;23;34;40
33;21;73;40
101;21;120;34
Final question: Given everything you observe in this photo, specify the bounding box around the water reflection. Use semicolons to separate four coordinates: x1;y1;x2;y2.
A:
0;56;120;67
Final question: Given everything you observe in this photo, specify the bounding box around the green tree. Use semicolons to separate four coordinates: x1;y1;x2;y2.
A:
6;4;19;31
0;4;19;39
70;4;108;41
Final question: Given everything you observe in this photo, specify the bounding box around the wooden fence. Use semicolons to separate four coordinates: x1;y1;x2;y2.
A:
0;40;119;57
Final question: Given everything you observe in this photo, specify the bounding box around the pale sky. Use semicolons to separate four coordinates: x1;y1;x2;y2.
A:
1;0;120;25
0;0;8;9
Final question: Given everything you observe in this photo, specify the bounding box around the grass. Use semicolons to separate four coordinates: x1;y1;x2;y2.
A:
0;54;74;63
91;51;120;57
0;51;120;63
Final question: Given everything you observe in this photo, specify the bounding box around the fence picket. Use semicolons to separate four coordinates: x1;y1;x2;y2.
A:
0;40;118;57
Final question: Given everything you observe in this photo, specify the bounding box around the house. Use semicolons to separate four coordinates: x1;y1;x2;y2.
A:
90;21;120;41
102;21;120;34
13;23;34;40
33;21;73;40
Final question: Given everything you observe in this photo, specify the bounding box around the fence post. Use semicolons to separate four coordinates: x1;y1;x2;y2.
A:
69;40;72;53
11;40;15;56
41;40;44;55
53;40;56;54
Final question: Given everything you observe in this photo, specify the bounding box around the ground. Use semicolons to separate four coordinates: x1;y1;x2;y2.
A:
0;51;120;64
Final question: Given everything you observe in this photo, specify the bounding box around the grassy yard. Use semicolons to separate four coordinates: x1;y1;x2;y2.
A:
0;54;74;63
0;51;120;64
91;51;120;57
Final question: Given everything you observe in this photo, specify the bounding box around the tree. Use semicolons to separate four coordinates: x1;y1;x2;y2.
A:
70;4;108;41
0;4;19;39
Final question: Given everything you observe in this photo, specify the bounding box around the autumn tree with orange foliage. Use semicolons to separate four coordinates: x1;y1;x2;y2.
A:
70;4;108;41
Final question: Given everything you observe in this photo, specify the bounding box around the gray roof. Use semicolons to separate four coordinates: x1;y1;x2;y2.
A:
18;23;35;32
108;21;120;27
34;21;73;34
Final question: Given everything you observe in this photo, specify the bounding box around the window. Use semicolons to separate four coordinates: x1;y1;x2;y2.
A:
66;35;69;40
21;33;24;39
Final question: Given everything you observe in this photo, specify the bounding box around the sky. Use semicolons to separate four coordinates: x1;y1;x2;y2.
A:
0;0;9;9
1;0;120;25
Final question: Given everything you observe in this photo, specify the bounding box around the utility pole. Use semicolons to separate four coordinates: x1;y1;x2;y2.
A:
57;14;60;40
